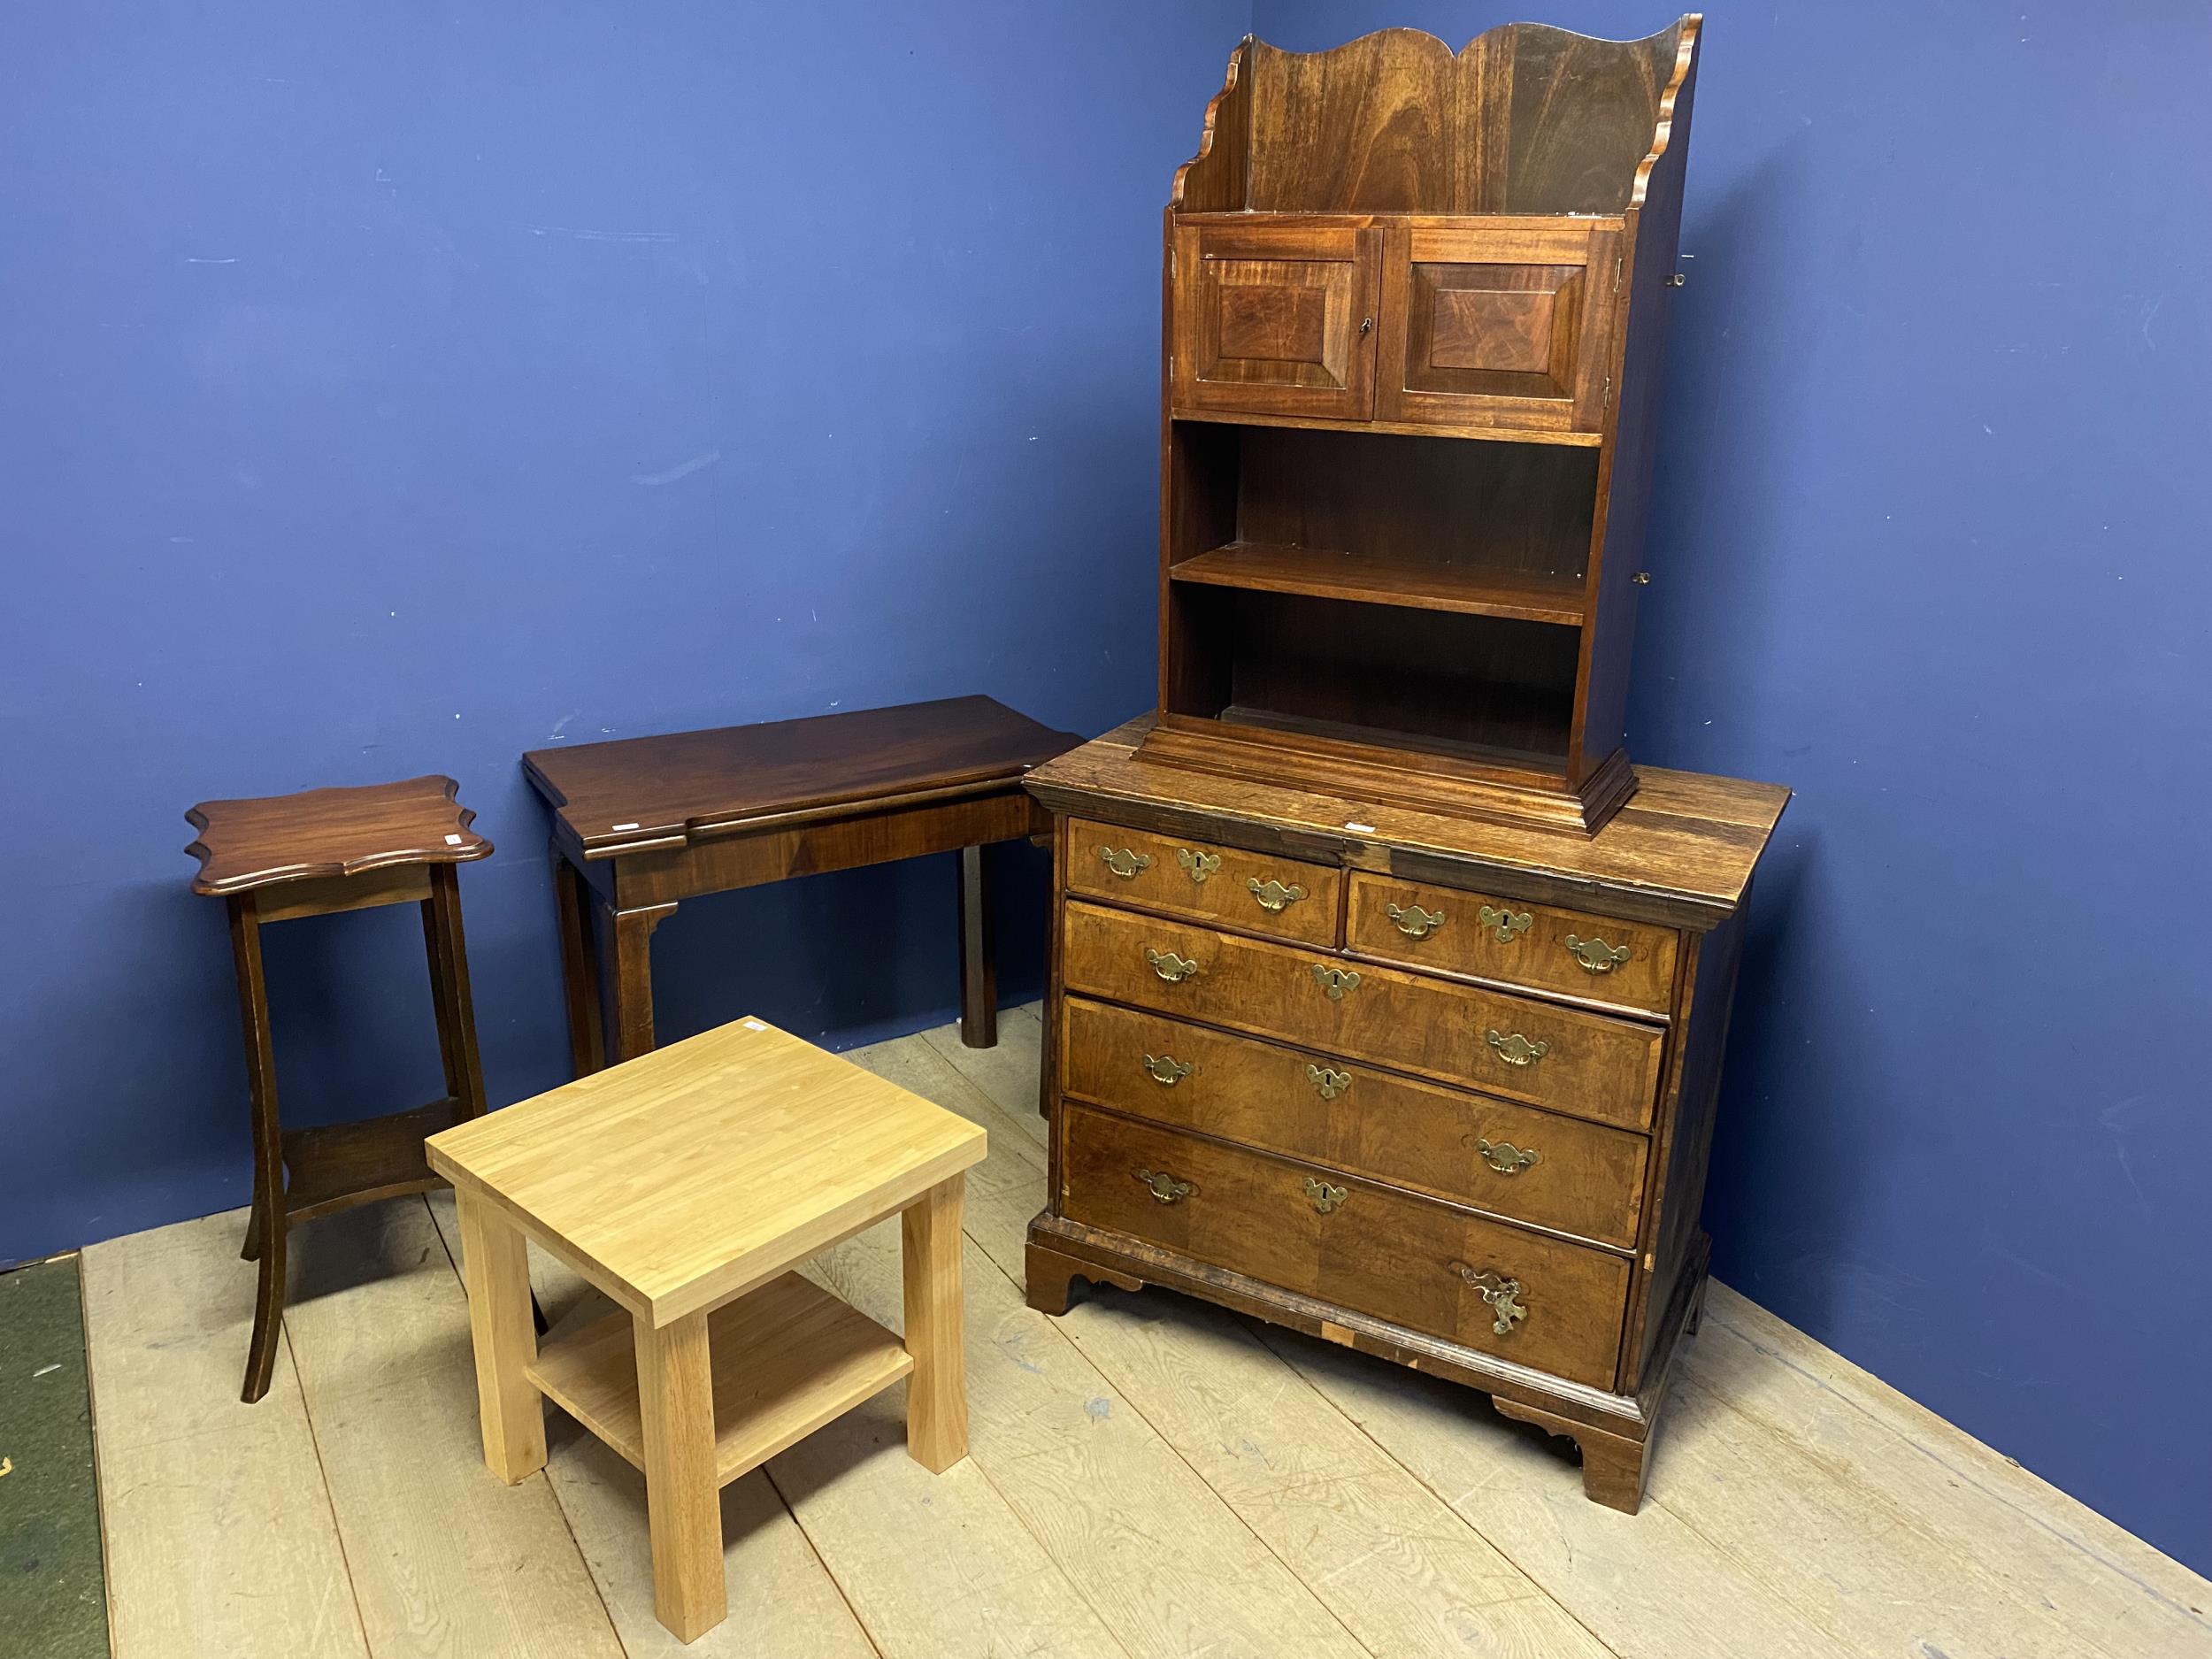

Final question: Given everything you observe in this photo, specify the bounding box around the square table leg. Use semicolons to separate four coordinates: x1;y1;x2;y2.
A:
636;1311;726;1641
956;844;996;1048
552;844;607;1077
902;1174;969;1472
455;1190;546;1484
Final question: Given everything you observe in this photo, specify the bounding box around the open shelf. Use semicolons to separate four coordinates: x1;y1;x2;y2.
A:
280;1095;465;1225
1172;405;1606;448
527;1271;912;1487
1171;541;1586;626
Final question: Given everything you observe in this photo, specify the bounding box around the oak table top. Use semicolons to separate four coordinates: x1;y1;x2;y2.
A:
523;695;1076;859
426;1018;987;1328
184;774;492;896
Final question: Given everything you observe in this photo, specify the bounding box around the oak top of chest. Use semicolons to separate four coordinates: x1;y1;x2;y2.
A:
1028;718;1788;926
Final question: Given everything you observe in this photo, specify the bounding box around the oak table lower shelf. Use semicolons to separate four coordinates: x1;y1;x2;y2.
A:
527;1273;913;1487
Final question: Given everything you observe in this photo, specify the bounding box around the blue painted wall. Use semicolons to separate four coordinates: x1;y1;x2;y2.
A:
1246;0;2210;1575
0;5;1242;1256
5;0;2206;1579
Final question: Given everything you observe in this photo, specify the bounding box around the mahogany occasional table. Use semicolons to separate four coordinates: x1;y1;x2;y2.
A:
426;1016;986;1645
523;695;1078;1071
184;774;493;1402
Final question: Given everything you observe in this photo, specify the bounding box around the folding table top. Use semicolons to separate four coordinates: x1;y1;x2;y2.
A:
522;695;1079;856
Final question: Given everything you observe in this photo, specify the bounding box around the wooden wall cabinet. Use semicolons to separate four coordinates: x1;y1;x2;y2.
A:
1146;18;1705;834
1027;18;1793;1514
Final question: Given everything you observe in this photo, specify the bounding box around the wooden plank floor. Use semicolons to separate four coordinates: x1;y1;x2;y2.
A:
80;1002;2212;1659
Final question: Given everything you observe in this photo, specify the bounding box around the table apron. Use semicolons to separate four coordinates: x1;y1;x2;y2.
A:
605;790;1045;910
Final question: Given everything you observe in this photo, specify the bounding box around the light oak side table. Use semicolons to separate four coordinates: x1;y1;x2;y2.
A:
426;1017;986;1644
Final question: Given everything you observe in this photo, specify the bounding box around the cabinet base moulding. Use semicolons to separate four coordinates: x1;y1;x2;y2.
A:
1026;1211;1706;1514
1138;718;1639;837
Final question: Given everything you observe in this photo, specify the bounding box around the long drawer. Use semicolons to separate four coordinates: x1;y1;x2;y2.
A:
1064;997;1647;1248
1060;900;1664;1131
1347;872;1678;1017
1065;818;1340;947
1061;1103;1629;1388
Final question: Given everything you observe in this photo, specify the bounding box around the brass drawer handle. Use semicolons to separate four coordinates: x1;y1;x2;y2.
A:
1098;846;1152;879
1478;904;1532;943
1302;1177;1348;1214
1248;876;1308;913
1305;1064;1350;1102
1486;1029;1550;1067
1455;1265;1528;1335
1141;1053;1192;1086
1146;948;1202;983
1474;1138;1540;1176
1310;965;1361;999
1386;902;1446;939
1176;848;1222;885
1134;1168;1194;1205
1564;933;1632;973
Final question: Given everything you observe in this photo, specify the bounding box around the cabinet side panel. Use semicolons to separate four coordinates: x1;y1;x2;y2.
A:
1620;901;1744;1393
1571;47;1696;780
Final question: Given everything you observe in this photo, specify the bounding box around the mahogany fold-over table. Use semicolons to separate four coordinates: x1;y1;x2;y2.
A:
184;774;493;1402
523;695;1079;1072
426;1016;986;1645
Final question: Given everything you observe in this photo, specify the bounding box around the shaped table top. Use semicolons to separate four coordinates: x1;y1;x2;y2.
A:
185;774;492;896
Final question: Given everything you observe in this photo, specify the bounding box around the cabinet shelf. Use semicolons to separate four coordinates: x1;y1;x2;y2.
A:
1173;406;1605;449
1171;541;1587;626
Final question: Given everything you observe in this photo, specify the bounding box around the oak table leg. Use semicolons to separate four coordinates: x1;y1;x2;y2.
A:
956;844;995;1048
636;1311;725;1642
902;1175;969;1472
553;846;606;1078
606;900;676;1065
228;895;288;1403
456;1190;545;1484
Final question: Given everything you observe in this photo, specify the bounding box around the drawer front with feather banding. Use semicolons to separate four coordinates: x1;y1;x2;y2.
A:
1060;1103;1630;1388
1062;996;1647;1248
1058;901;1665;1132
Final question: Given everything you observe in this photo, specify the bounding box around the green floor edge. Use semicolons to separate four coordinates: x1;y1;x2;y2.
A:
0;1255;111;1658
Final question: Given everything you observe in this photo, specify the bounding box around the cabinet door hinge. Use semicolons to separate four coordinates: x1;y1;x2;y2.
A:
1602;375;1612;410
1614;255;1624;295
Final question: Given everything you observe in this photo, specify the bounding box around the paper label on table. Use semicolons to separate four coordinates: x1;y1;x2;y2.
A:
444;833;464;846
611;822;641;832
741;1018;768;1031
1344;821;1376;833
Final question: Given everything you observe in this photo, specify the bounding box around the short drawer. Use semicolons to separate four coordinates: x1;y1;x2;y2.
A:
1064;997;1647;1248
1348;873;1678;1017
1060;901;1664;1131
1066;818;1340;947
1061;1103;1629;1389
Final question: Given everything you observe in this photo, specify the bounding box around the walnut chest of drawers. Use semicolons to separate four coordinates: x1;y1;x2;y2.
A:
1024;718;1789;1510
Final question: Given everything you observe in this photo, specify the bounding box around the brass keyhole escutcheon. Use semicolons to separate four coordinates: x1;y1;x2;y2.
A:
1141;1053;1192;1087
1176;848;1221;886
1473;1138;1540;1176
1134;1168;1194;1205
1310;964;1361;1000
1455;1265;1527;1335
1248;877;1307;913
1477;905;1532;943
1564;934;1632;974
1098;846;1151;879
1486;1030;1550;1067
1302;1177;1348;1214
1386;902;1446;940
1145;948;1201;984
1305;1064;1350;1102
